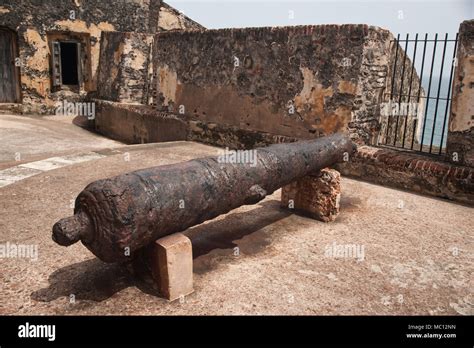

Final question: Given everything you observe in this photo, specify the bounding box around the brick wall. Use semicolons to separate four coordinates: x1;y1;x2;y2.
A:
336;146;474;204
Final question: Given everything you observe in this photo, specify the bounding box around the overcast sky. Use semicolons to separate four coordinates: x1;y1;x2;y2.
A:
167;0;473;37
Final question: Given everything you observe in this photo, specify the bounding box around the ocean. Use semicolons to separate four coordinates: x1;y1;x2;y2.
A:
418;75;453;149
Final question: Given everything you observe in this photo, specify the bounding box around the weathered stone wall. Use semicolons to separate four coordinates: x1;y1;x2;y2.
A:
93;99;297;148
150;25;385;141
376;35;424;148
0;0;159;112
448;20;474;167
186;119;297;149
349;26;392;145
148;25;425;146
0;0;203;113
94;100;188;144
93;24;428;148
157;2;203;31
96;32;154;104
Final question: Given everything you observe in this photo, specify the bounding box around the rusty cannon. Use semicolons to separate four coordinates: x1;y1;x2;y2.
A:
52;133;355;263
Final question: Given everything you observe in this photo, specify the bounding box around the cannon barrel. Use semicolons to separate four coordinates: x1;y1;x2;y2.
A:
52;134;355;262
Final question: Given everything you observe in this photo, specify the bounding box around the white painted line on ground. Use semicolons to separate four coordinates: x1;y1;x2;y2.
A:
59;152;105;163
0;152;106;188
19;152;105;171
19;159;71;171
0;166;42;188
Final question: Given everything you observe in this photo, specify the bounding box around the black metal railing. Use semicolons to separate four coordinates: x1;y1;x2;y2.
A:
378;33;458;156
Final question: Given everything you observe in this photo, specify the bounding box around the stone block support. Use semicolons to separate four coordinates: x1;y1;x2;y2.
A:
151;233;194;301
281;168;341;222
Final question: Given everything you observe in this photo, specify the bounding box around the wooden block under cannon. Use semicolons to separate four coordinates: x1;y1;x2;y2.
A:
151;233;194;301
281;168;341;222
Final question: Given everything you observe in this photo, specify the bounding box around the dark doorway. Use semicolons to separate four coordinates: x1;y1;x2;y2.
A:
59;42;79;85
0;28;21;103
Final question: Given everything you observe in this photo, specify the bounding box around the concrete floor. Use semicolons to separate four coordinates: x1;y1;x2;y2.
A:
0;114;122;170
0;114;472;315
